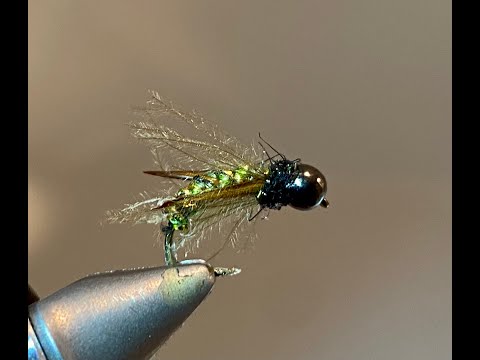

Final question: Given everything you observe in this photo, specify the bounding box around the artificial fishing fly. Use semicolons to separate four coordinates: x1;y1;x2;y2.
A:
106;91;329;275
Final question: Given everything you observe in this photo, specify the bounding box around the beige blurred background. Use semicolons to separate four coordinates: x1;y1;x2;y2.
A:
28;1;451;359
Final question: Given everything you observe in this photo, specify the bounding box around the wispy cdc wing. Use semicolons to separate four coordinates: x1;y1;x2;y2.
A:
105;189;175;226
129;91;264;173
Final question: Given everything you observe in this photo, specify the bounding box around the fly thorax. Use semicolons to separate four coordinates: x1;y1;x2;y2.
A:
256;159;299;210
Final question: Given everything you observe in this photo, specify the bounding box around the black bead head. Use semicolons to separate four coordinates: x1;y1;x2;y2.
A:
288;163;328;210
257;160;328;211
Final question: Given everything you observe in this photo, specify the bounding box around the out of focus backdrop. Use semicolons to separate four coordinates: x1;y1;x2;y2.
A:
28;1;451;359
